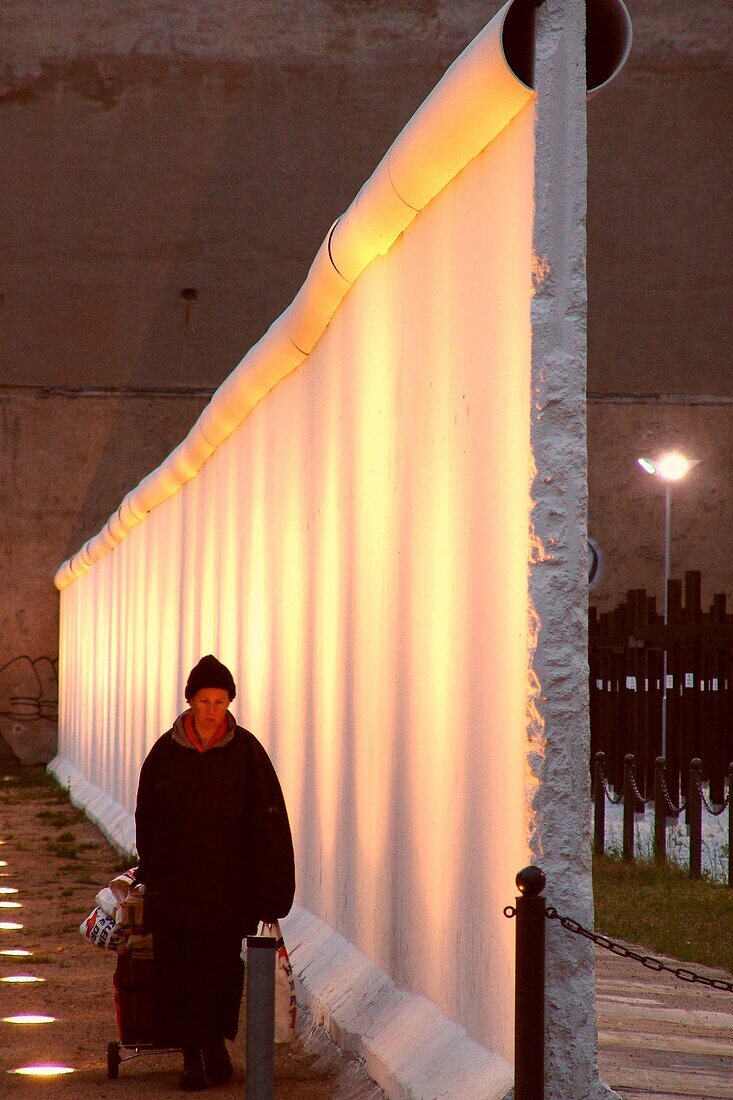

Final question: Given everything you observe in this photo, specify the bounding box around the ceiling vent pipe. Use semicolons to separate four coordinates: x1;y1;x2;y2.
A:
501;0;632;97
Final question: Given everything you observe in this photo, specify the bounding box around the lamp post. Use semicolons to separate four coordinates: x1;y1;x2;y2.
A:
637;453;699;756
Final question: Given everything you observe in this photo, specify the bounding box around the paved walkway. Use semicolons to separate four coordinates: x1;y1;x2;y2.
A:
4;768;733;1097
596;943;733;1099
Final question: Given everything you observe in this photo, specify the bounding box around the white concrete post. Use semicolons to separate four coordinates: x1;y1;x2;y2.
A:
529;2;619;1097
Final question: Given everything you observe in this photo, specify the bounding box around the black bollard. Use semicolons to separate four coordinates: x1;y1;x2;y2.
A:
623;754;635;862
688;758;702;881
245;934;277;1100
593;752;606;857
514;865;546;1100
728;763;733;889
654;756;667;866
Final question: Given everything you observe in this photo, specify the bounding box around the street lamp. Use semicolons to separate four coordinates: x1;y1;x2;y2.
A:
637;452;700;755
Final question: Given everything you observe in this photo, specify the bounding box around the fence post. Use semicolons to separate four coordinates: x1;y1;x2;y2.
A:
594;752;606;856
654;756;667;866
245;934;277;1100
514;865;546;1100
623;754;635;862
721;761;726;888
688;758;702;881
728;763;733;889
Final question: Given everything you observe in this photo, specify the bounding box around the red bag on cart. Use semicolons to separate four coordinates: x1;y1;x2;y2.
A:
113;952;157;1046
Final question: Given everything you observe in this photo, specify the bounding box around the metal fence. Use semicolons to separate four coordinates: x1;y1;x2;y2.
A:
593;751;733;884
589;570;733;803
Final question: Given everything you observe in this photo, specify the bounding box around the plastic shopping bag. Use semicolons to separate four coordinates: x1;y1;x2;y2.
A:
80;866;149;955
79;906;128;951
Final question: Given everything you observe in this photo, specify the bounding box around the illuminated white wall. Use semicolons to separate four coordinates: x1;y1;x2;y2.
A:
58;98;533;1058
51;1;625;1096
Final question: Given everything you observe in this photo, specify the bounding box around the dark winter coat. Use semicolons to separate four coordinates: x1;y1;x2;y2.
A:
134;712;295;937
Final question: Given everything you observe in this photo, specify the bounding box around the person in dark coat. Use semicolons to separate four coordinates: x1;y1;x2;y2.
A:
135;655;295;1091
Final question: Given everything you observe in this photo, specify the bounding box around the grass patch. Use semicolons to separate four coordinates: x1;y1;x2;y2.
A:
1;766;68;803
47;840;80;860
594;854;733;975
59;863;91;877
37;808;86;827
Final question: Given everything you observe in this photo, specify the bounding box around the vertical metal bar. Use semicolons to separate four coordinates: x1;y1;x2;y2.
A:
623;753;635;862
245;935;276;1100
688;758;702;881
593;752;606;857
661;482;671;758
514;866;546;1100
654;756;667;866
721;765;726;884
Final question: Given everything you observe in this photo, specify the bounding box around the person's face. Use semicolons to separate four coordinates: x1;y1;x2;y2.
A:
189;688;230;738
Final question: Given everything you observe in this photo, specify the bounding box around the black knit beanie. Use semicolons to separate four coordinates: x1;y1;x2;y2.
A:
184;655;236;701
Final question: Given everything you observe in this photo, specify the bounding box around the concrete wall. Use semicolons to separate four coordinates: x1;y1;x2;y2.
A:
1;0;731;680
0;389;207;661
0;1;486;681
587;1;732;396
53;12;540;1088
528;3;611;1096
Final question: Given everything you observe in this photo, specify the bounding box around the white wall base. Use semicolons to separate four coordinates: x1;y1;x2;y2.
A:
280;906;513;1100
48;754;137;858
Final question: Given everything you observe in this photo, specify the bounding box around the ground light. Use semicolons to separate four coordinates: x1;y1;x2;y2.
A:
3;1015;56;1024
0;922;23;931
0;949;32;957
0;901;21;909
0;859;8;866
8;1066;75;1077
0;887;19;894
0;975;44;984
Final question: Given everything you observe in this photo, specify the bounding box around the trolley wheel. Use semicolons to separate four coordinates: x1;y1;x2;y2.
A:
107;1040;120;1079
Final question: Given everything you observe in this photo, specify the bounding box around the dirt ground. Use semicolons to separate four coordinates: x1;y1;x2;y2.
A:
0;766;342;1097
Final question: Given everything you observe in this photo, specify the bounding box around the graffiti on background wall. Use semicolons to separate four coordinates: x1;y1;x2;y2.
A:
0;656;59;766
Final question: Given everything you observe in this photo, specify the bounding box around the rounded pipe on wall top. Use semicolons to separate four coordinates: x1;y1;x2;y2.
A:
501;0;632;97
586;0;632;98
501;0;544;91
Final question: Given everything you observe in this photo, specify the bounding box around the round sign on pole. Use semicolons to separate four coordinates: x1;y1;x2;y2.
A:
588;538;604;590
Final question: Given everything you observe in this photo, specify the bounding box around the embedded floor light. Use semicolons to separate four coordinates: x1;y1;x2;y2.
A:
0;975;44;984
0;922;23;931
0;901;21;909
8;1065;75;1076
0;887;18;894
3;1014;56;1024
0;860;7;866
0;949;32;957
637;452;700;756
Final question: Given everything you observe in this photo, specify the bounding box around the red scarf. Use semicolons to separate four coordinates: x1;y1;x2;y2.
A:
183;712;228;754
